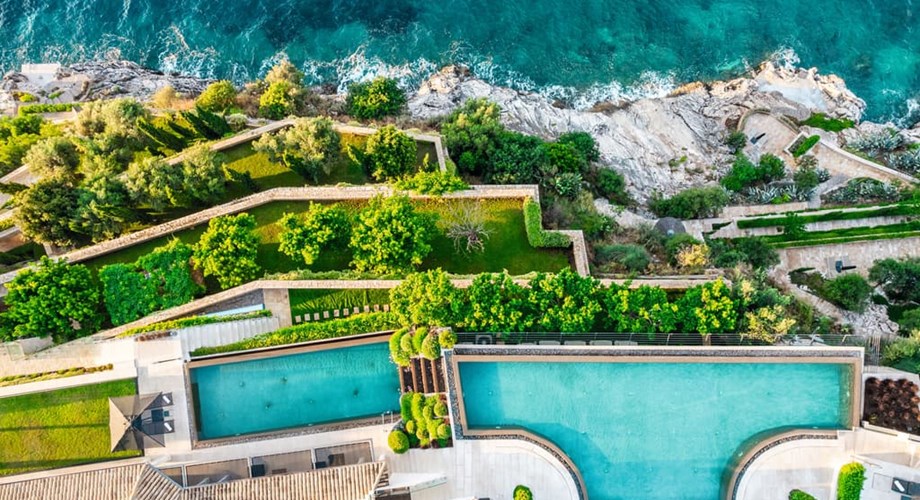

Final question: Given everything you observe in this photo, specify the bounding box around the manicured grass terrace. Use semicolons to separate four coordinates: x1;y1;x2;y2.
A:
759;220;920;248
736;203;919;229
0;379;141;476
289;288;391;323
84;198;570;285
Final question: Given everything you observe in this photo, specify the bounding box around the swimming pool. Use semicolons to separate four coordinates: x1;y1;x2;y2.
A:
190;341;399;440
455;353;855;500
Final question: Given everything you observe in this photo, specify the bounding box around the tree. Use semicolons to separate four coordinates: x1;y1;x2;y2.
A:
558;131;599;162
346;77;406;119
603;284;678;333
463;272;533;333
390;270;462;327
363;125;417;181
528;269;602;332
0;257;101;342
14;176;84;247
193;213;261;289
265;59;305;86
99;263;158;326
124;157;187;210
277;203;350;265
743;305;796;343
196;80;237;113
137;240;202;309
823;274;872;312
869;258;920;303
678;279;738;335
180;144;227;204
253;117;340;182
259;81;297;119
350;195;434;274
758;153;786;181
441;98;504;175
73;176;134;242
793;164;821;192
487;131;546;184
24;136;81;178
649;186;730;219
74;98;147;159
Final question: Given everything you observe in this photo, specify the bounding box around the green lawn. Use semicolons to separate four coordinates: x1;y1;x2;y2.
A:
761;220;920;248
289;288;391;323
84;198;570;280
0;379;141;476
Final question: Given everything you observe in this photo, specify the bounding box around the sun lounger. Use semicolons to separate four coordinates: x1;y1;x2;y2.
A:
564;340;586;346
615;340;639;346
590;340;613;346
538;340;560;346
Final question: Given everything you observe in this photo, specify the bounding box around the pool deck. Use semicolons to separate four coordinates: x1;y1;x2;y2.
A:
446;344;864;500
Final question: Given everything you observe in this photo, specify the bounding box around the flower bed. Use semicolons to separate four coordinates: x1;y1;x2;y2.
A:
863;377;920;434
388;391;452;453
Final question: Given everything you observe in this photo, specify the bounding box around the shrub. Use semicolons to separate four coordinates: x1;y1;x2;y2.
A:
649;186;729;219
823;274;872;312
196;81;237;113
363;125;417;181
278;203;350;266
395;170;468;195
528;269;602;332
350;195;435;274
389;328;412;366
436;423;451;440
836;462;865;500
434;400;449;417
463;272;535;333
848;130;904;153
441;98;504;176
225;113;248;132
543;142;588;174
552;172;583;199
792;135;820;158
721;154;760;192
758;153;786;181
823;178;903;205
800;113;854;132
346;77;406;119
664;233;701;262
793;164;822;192
120;311;270;337
438;330;458;349
870;258;920;303
789;490;817;500
388;430;410;454
558;131;599;162
487;131;546;184
676;243;710;270
420;332;441;360
523;197;571;248
677;279;738;335
193;213;261;289
594;244;650;273
17;103;75;115
725;131;747;152
259;81;297;119
594;168;630;205
514;485;534;500
390;269;461;326
253;116;340;182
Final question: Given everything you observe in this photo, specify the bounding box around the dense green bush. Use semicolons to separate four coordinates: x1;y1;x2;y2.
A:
394;170;469;195
441;98;504;176
869;258;920;303
793;164;822;192
259;81;297;119
528;269;602;332
253;116;340;182
709;237;779;270
725;131;747;152
523;197;571;248
121;311;271;337
463;272;535;333
346;77;406;119
420;332;441;360
823;274;872;312
363;125;418;181
721;153;786;192
789;489;816;500
0;258;102;342
514;485;534;500
350;195;435;274
792;135;820;158
543;142;587;174
18;103;75;115
191;312;399;355
558;131;599;162
193;213;261;289
196;80;237;113
649;186;729;219
593;168;630;205
664;233;701;262
390;269;462;326
551;172;583;199
278;203;350;266
487;131;546;184
594;244;650;273
388;429;410;454
836;462;865;500
99;264;157;326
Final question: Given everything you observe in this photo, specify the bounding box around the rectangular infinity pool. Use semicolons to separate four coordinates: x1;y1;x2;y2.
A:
458;360;852;500
190;342;399;440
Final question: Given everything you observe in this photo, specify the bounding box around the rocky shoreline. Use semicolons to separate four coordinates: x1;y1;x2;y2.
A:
0;59;906;204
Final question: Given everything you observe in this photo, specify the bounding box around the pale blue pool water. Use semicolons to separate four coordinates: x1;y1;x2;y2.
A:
190;342;399;439
459;361;851;500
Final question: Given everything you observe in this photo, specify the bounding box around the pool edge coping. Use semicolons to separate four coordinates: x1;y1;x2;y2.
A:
183;332;398;448
445;344;864;500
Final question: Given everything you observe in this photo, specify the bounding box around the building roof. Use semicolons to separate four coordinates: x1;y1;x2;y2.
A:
0;461;386;500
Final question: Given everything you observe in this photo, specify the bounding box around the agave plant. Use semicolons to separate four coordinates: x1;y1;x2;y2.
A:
847;129;905;154
443;201;492;254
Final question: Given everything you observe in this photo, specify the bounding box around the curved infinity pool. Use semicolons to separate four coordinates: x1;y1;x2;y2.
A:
458;359;853;500
190;341;398;440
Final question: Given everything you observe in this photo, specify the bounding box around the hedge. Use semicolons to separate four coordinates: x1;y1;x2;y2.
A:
523;197;571;248
514;485;534;500
388;429;410;454
789;490;816;500
737;204;918;229
800;113;854;132
792;135;820;158
190;311;400;356
0;364;113;388
119;310;272;338
769;228;920;249
18;103;75;115
836;462;865;500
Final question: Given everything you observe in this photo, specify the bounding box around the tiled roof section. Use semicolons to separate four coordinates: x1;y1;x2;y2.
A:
0;461;385;500
183;462;384;500
0;463;147;500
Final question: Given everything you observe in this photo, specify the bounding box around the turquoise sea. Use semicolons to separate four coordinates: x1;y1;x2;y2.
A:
0;0;918;122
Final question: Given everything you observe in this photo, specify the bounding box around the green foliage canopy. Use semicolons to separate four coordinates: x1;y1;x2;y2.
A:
194;213;262;289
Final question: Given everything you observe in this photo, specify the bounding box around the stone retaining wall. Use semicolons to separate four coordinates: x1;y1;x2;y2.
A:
777;235;920;277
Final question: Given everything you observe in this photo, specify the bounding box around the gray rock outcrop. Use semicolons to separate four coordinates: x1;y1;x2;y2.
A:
408;63;867;205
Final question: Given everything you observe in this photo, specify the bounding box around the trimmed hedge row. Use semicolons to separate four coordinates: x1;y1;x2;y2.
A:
792;135;820;158
524;197;571;248
772;230;920;249
190;311;399;356
119;310;272;338
737;203;918;229
18;103;75;115
0;363;114;387
836;462;865;500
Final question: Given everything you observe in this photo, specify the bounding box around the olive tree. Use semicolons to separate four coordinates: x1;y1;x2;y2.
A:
350;195;434;274
193;213;261;289
253;117;340;182
363;125;417;181
277;203;350;266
